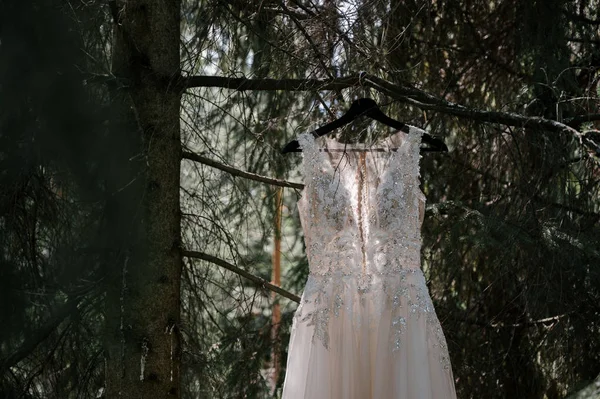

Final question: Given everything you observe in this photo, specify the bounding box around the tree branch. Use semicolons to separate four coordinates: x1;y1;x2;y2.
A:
362;75;583;137
183;73;583;137
566;113;600;126
107;0;120;25
182;75;359;91
182;151;304;190
182;250;301;303
0;297;81;372
92;71;586;138
562;10;600;25
454;312;571;329
260;6;313;20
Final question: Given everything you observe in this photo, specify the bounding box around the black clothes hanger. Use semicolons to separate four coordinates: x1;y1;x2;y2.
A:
281;98;448;154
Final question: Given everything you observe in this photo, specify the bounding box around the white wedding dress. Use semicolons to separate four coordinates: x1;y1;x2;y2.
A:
282;127;457;399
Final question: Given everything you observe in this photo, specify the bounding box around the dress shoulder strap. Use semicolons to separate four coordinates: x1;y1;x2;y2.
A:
406;126;425;205
297;132;320;182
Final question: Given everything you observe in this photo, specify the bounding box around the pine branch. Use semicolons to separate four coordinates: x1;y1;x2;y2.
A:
361;75;583;137
183;73;584;137
491;313;571;328
562;10;600;25
107;0;120;25
0;297;81;372
182;151;304;190
90;71;590;138
280;2;334;79
260;7;313;20
182;75;359;91
566;113;600;126
455;312;572;329
182;250;301;303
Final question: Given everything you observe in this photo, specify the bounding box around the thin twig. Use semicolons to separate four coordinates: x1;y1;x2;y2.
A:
0;297;82;372
182;151;304;190
182;250;301;303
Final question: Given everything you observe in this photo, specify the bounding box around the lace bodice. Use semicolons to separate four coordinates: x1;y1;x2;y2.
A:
297;127;426;278
283;127;456;397
292;127;450;368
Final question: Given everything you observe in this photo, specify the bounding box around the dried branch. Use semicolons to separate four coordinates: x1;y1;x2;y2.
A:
182;151;304;190
182;250;301;303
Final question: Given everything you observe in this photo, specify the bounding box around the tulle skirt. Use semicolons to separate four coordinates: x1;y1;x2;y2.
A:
281;268;457;399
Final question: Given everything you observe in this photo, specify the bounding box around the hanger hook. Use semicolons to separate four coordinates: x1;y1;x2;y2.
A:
358;71;367;87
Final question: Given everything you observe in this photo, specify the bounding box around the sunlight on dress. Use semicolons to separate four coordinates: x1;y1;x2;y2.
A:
282;128;457;399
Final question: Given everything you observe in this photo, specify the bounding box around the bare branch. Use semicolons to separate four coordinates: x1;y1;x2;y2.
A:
566;113;600;126
182;151;304;190
455;312;572;329
562;10;600;25
280;2;334;80
182;250;301;303
107;0;120;25
260;7;313;20
183;73;584;137
182;75;359;91
362;75;583;137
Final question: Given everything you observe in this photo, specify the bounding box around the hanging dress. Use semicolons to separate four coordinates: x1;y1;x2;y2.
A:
281;127;457;399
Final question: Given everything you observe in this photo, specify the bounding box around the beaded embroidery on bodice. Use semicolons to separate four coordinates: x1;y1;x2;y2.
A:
297;128;426;279
294;127;449;367
282;126;456;398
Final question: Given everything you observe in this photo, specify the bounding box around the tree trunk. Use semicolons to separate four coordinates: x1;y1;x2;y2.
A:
105;0;182;397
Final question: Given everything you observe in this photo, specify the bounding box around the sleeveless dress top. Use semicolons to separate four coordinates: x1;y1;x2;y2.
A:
281;127;457;399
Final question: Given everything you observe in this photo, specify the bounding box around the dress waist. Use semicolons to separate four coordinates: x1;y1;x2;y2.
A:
306;232;422;276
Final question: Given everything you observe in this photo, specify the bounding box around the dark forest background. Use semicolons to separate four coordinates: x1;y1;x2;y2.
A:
1;0;599;398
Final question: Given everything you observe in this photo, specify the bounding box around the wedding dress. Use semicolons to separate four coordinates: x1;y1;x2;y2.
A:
281;127;457;399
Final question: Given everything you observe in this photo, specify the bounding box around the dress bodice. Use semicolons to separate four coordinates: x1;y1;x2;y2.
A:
297;127;426;279
283;126;457;397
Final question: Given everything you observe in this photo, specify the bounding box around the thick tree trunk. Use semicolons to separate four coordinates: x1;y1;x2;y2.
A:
105;0;182;397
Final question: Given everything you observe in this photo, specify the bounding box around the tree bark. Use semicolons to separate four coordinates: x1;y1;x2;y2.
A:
105;0;182;397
